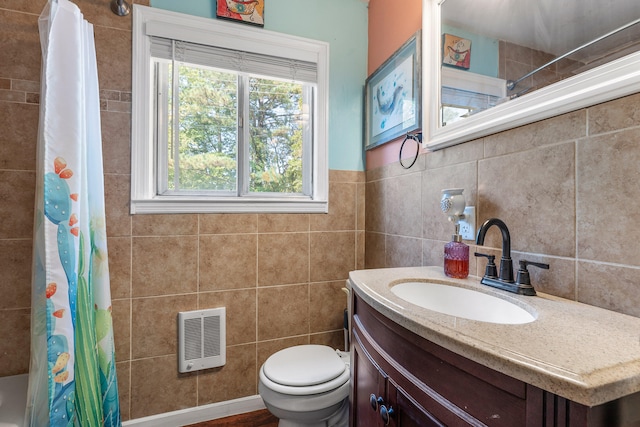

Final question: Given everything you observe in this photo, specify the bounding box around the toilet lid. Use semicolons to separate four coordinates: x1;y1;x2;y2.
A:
262;345;346;387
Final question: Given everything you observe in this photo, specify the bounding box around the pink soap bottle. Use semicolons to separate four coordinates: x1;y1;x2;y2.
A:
444;227;469;279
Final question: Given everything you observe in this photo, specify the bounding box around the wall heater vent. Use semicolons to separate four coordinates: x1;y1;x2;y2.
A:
178;307;226;373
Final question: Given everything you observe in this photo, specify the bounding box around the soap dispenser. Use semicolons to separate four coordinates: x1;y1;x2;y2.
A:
444;224;469;279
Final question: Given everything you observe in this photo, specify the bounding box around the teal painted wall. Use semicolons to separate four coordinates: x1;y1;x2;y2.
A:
442;25;499;77
150;0;368;171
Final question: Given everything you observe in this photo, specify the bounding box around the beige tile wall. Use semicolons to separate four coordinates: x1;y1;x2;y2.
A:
366;91;640;319
0;1;364;421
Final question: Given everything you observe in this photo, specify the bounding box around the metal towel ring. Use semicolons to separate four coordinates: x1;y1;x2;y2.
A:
399;132;422;169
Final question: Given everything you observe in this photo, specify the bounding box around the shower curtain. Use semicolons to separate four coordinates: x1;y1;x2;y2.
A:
27;0;121;425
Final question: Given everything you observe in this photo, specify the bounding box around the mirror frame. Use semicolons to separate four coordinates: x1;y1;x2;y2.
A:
422;0;640;151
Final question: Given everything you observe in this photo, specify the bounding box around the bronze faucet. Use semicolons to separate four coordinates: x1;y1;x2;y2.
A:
475;218;548;296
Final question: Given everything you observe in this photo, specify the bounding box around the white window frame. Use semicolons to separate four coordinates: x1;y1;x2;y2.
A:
131;5;329;214
440;67;506;126
441;67;506;100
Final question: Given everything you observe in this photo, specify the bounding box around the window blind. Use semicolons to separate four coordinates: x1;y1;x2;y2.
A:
150;36;318;83
441;86;500;111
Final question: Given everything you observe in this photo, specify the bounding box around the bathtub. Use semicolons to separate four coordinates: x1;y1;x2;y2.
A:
0;374;28;427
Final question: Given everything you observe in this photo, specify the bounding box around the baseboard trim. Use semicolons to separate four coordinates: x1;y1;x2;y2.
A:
122;395;266;427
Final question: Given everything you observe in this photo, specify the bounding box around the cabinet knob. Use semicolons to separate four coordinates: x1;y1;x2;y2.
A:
380;405;395;425
370;394;384;411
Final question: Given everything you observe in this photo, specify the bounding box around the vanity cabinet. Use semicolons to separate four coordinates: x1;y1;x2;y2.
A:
353;338;441;426
350;292;640;427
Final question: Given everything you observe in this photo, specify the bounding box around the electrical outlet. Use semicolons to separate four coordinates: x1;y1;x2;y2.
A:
458;206;475;241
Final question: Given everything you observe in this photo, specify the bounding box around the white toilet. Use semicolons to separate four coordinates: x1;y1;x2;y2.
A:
259;344;350;427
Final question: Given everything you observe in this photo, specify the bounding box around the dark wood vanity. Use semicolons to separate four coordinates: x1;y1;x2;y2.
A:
350;292;640;427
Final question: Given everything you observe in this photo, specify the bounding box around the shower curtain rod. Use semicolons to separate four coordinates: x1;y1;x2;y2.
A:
507;17;640;91
110;0;130;16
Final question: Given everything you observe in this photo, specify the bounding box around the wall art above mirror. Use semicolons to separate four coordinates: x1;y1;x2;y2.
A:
422;0;640;151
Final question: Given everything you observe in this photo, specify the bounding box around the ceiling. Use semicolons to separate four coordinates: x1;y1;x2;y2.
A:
441;0;640;64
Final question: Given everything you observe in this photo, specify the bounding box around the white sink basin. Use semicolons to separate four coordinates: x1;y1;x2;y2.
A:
390;281;536;324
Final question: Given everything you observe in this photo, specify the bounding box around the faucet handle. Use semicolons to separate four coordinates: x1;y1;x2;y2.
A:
515;260;550;286
474;252;498;278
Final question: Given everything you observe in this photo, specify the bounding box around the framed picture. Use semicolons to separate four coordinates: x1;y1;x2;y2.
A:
217;0;265;27
442;33;471;69
365;30;421;150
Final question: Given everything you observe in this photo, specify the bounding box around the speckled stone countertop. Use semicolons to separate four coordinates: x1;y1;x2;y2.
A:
348;266;640;407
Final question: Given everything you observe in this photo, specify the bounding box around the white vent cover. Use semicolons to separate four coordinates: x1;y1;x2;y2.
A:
178;307;226;373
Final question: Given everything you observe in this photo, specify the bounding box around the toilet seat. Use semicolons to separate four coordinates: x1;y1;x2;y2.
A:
260;345;350;396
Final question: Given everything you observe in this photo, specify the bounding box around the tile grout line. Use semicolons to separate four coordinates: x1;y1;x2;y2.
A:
255;223;259;388
575;112;586;303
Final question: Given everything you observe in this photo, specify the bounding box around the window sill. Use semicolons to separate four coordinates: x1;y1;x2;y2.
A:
130;197;328;214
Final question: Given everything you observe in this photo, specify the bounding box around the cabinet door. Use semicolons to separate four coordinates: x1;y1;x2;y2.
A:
352;331;444;427
388;381;445;427
352;333;385;427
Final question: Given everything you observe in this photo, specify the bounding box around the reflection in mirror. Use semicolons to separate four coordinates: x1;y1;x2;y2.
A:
441;0;640;124
423;0;640;150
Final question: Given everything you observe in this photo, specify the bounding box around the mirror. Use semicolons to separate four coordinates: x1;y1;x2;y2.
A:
423;0;640;150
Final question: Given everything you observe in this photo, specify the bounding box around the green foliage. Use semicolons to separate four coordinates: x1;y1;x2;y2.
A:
168;63;305;194
168;152;237;191
177;66;237;157
249;77;303;193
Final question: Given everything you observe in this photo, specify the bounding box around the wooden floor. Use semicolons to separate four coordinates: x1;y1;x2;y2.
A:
185;409;279;427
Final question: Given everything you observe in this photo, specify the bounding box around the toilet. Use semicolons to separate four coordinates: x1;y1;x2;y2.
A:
259;344;350;427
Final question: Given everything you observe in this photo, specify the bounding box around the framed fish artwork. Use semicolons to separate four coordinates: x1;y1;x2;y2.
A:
217;0;264;26
442;33;471;69
365;30;422;150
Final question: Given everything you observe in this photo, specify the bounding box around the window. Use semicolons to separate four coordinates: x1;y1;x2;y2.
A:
131;6;329;213
440;67;505;126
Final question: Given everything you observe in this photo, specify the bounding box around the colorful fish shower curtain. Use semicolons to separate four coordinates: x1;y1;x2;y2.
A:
27;0;120;425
